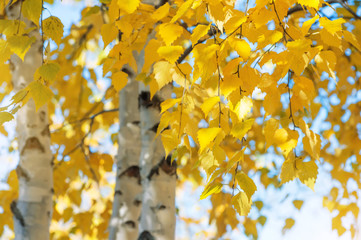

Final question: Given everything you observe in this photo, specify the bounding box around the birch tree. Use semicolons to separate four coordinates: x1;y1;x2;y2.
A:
108;68;142;239
5;1;53;239
1;0;361;239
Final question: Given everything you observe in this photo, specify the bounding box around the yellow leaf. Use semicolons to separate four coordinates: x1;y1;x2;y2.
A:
8;170;18;191
171;0;194;23
68;189;82;206
282;218;295;233
143;39;162;73
269;30;283;44
319;17;346;35
197;127;221;153
264;118;279;149
27;81;53;110
279;138;297;158
230;118;254;140
158;23;184;46
201;96;220;118
63;208;73;222
191;24;210;44
0;20;27;36
332;216;346;236
301;15;319;36
300;120;321;160
7;36;36;61
236;172;257;200
280;155;318;190
315;50;336;79
157;111;171;137
280;154;298;184
0;112;14;125
200;182;222;200
226;149;245;172
343;31;361;51
297;159;318;190
293;200;304;210
232;191;252;216
199;150;217;172
0;39;12;62
34;63;60;83
274;128;288;145
224;11;246;34
229;38;251;60
297;0;319;9
11;89;29;105
153;61;174;90
234;96;253;121
0;62;11;84
161;129;179;157
43;16;64;45
161;98;181;114
152;2;170;21
118;0;140;14
157;46;184;63
112;71;128;92
101;154;113;172
101;23;118;47
22;0;42;25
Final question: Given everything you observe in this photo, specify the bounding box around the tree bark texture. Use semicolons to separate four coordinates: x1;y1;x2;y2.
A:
138;85;177;240
7;2;53;240
109;71;142;240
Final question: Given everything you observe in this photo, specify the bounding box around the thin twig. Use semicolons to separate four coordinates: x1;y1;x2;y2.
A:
16;0;23;34
273;1;294;42
287;70;298;130
214;37;222;128
232;138;245;196
252;43;277;68
81;144;99;183
41;0;44;64
51;108;118;133
175;63;187;139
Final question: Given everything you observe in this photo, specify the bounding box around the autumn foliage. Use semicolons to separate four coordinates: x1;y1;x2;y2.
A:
1;0;361;239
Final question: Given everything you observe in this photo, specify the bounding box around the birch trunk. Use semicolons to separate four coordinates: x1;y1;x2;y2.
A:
109;70;142;240
137;1;177;238
7;3;53;240
138;85;177;240
109;1;176;238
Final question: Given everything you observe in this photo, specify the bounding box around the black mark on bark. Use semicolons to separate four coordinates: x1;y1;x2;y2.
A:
10;201;25;227
21;137;45;155
119;166;141;184
123;220;136;229
138;231;155;240
138;91;162;110
147;156;177;180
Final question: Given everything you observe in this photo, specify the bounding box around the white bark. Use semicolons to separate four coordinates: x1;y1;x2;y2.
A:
138;85;177;240
109;1;176;239
109;72;142;240
7;3;53;240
